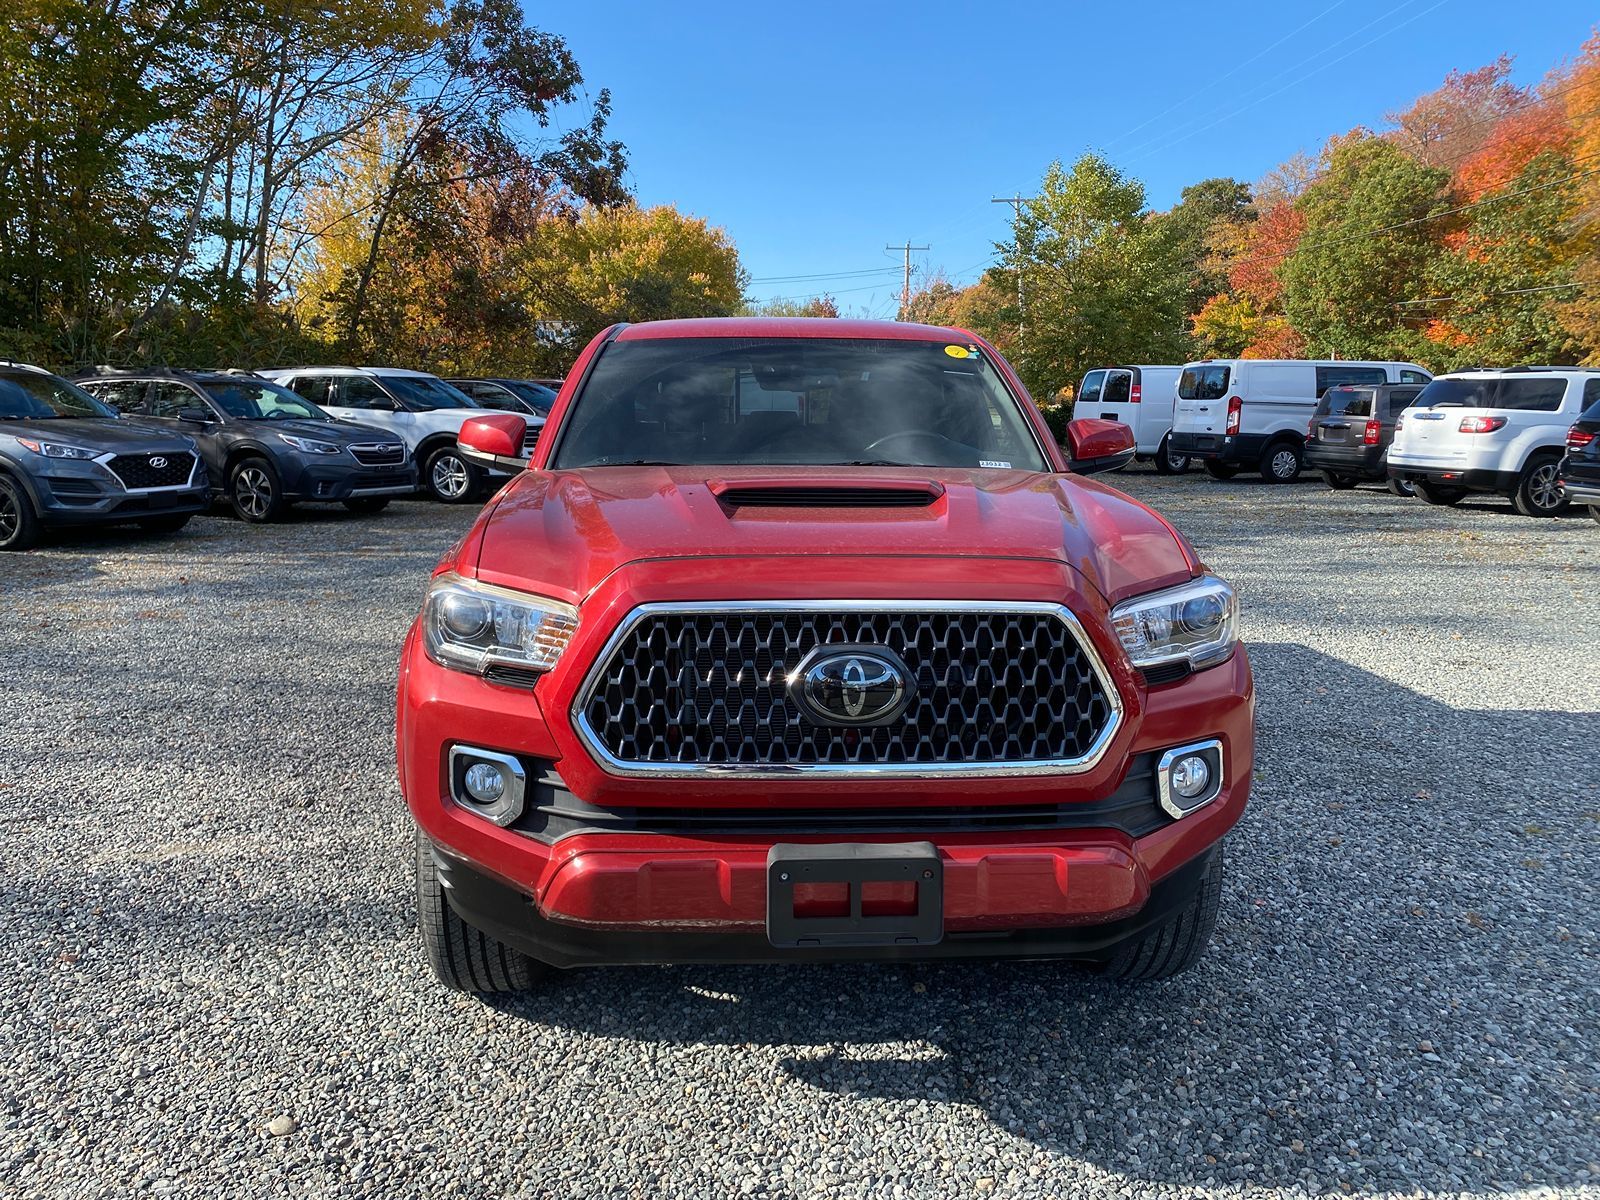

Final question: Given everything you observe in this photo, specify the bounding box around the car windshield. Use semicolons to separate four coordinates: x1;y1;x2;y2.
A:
503;381;557;416
202;379;329;421
551;337;1049;470
1178;365;1230;400
0;371;118;419
384;375;478;410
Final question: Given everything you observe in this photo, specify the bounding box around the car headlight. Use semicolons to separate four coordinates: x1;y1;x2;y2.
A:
421;572;578;678
1110;575;1238;671
278;433;344;455
16;438;98;460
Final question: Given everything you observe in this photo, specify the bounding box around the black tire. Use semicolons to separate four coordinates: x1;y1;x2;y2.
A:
1202;461;1239;481
416;833;543;993
1152;435;1191;476
1098;846;1224;981
1415;481;1464;506
136;514;192;534
1259;440;1303;483
424;445;481;504
1512;454;1568;518
1590;504;1600;526
342;497;390;515
0;474;41;551
1321;471;1357;490
228;456;287;523
1387;476;1417;498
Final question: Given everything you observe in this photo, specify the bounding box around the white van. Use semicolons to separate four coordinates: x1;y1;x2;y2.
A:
1169;359;1432;482
1077;365;1187;473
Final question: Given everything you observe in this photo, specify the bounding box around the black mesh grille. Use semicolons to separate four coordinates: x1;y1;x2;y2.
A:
349;443;404;466
581;608;1114;770
106;452;195;490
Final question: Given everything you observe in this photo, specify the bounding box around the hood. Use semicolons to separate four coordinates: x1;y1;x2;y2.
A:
472;466;1198;606
1;417;197;453
241;418;398;445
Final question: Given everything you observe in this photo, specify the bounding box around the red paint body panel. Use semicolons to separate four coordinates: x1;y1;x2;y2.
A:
398;317;1254;951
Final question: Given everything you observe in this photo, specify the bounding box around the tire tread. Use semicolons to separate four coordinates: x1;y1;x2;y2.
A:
1098;847;1224;982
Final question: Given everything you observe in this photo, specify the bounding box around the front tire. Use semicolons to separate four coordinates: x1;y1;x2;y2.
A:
1259;440;1303;483
0;474;41;551
1590;504;1600;526
342;497;390;515
416;833;543;994
1098;846;1224;981
228;457;287;523
1321;471;1357;490
1203;461;1239;481
1388;476;1416;498
1153;435;1191;476
1415;481;1464;506
424;446;480;504
1512;455;1568;518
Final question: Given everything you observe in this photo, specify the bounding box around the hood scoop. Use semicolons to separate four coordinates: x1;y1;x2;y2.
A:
709;475;944;510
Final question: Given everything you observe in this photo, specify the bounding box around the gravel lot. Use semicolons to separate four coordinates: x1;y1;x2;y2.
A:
1;473;1596;1200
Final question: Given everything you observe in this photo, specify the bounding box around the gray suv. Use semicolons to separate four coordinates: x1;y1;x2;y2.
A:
0;363;209;551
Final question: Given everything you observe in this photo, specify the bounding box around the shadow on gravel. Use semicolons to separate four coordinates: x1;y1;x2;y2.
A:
489;643;1596;1195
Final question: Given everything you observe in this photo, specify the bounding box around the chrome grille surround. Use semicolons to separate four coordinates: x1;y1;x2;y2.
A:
572;600;1124;779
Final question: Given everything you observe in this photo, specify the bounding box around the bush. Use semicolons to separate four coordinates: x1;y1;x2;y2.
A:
1036;398;1074;445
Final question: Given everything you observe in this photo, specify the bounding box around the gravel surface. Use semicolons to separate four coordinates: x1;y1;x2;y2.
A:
1;474;1596;1200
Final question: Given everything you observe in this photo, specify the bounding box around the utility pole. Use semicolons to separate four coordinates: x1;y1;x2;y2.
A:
885;240;928;321
991;195;1038;346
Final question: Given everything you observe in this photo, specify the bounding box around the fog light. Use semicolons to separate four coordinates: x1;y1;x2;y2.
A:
463;762;506;803
1156;740;1223;820
1170;755;1210;799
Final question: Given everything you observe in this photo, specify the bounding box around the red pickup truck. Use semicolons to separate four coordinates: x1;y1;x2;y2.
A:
397;318;1253;993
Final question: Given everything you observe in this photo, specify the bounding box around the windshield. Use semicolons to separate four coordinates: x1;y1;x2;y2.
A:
384;376;478;411
0;371;118;419
503;380;557;416
1178;365;1230;400
1319;387;1374;417
552;337;1048;470
203;379;328;421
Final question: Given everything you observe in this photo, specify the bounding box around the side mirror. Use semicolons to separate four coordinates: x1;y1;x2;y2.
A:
457;412;529;470
177;407;214;424
1063;418;1135;475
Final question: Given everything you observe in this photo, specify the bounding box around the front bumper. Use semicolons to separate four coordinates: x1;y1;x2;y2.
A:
31;460;210;526
279;458;418;501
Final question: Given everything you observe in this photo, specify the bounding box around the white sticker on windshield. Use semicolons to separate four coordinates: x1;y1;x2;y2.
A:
979;459;1011;469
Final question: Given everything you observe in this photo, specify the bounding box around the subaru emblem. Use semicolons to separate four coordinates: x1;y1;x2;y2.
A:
792;645;913;726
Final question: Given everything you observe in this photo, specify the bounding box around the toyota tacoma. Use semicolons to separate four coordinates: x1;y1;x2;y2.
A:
398;318;1254;992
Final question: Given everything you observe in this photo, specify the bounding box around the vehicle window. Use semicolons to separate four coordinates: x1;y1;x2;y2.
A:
287;375;331;406
203;380;327;421
463;387;521;412
149;382;204;419
1177;365;1229;400
0;371;119;419
80;380;150;412
1400;369;1431;385
1103;372;1131;404
1320;388;1373;417
1316;366;1388;395
1415;378;1492;407
340;376;393;409
553;337;1049;471
382;375;477;410
505;381;557;416
1491;378;1568;412
1078;371;1105;405
1387;387;1422;416
1581;378;1600;409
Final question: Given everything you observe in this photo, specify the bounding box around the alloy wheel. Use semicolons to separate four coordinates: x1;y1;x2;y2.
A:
1270;449;1299;480
432;454;470;499
0;489;17;542
236;466;272;519
1528;463;1562;511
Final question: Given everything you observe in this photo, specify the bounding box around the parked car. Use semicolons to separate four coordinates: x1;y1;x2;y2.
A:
447;378;558;418
1078;365;1188;473
1304;383;1426;494
1387;367;1599;515
1557;391;1600;525
76;369;415;523
0;362;209;551
257;367;528;503
399;317;1253;995
1170;359;1432;482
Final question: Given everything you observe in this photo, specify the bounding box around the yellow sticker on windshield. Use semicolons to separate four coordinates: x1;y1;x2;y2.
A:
944;344;971;359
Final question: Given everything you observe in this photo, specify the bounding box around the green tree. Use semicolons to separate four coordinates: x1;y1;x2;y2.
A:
1152;177;1254;321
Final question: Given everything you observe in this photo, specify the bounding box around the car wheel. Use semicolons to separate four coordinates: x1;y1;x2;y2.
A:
425;446;480;504
1259;441;1303;483
1387;476;1417;498
136;514;192;534
1415;481;1464;506
228;457;287;523
415;833;544;994
0;474;41;551
342;497;390;515
1153;436;1191;476
1321;471;1357;490
1512;455;1568;518
1097;845;1224;981
1202;461;1239;481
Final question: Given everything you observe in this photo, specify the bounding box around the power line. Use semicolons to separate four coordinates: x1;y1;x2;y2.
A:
748;266;900;284
1394;281;1588;307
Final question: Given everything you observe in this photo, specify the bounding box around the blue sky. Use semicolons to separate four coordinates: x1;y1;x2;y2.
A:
539;0;1597;315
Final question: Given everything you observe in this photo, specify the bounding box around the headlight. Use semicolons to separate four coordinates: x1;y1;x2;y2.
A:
16;438;97;460
1110;575;1238;671
421;572;578;678
278;434;343;455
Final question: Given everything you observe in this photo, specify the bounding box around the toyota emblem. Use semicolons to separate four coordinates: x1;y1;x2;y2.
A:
792;645;913;726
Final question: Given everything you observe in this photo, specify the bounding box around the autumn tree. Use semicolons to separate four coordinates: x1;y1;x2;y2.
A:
1555;30;1600;362
1152;177;1254;321
1386;56;1528;169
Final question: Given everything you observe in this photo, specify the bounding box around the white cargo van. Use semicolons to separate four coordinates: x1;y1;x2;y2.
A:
1169;359;1432;481
1077;365;1187;473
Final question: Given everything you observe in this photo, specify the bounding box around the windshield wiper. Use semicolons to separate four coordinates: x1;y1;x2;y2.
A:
831;459;912;467
594;458;680;466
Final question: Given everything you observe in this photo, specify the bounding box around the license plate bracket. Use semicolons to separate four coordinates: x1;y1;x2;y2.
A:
766;842;943;948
